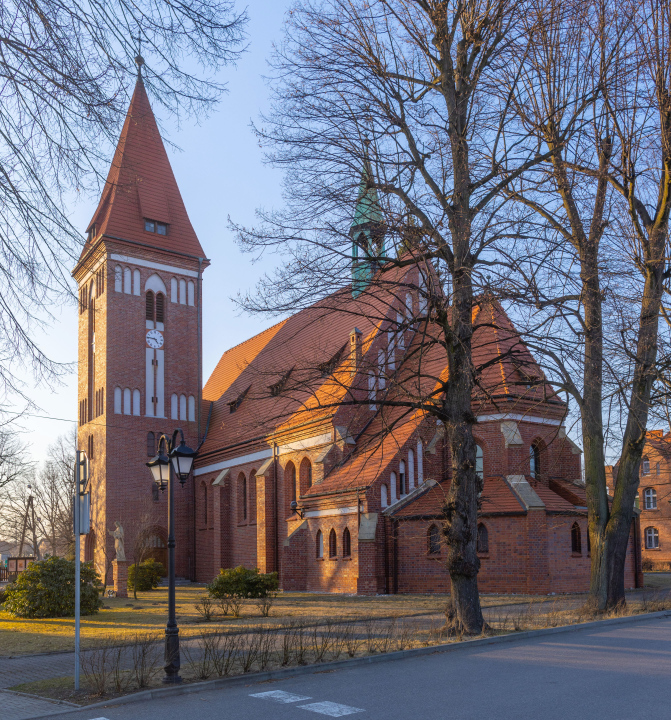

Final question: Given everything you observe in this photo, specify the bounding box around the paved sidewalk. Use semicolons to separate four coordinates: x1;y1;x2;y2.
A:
0;690;71;720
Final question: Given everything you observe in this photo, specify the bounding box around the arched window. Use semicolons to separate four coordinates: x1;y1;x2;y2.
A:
123;266;131;294
238;473;247;522
408;449;415;490
156;292;165;323
571;522;582;554
530;442;542;479
475;445;484;480
316;530;324;558
114;386;122;414
656;462;661;476
187;280;195;306
146;290;155;321
645;527;659;549
171;393;178;420
171;277;178;303
188;395;195;422
123;387;131;415
133;269;141;296
390;471;397;504
147;432;155;457
300;457;312;495
114;265;123;292
427;524;441;555
381;484;388;508
249;470;257;524
285;461;296;514
417;440;424;484
179;278;186;305
329;528;337;558
343;527;351;557
179;394;187;421
132;389;141;416
645;488;658;510
477;523;489;554
202;482;208;526
399;461;406;495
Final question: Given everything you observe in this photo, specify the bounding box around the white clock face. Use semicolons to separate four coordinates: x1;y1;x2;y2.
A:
146;329;164;349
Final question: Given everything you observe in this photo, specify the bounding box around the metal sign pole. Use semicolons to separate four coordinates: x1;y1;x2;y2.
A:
74;450;81;691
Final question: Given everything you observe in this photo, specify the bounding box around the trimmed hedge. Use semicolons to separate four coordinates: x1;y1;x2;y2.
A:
128;558;164;591
3;556;103;618
208;566;278;600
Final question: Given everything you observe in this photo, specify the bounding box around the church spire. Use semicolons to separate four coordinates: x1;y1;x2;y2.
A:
350;151;384;298
77;67;205;266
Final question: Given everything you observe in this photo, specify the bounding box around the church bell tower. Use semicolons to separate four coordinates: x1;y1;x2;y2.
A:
72;62;208;582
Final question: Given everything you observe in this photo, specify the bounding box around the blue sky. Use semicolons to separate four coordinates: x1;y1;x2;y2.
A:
15;0;292;463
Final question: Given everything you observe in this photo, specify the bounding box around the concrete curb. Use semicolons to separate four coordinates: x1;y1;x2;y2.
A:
25;609;671;720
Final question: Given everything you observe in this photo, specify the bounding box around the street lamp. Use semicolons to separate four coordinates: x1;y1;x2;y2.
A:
146;428;197;684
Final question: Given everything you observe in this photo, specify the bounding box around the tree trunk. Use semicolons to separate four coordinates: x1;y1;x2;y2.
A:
605;232;666;606
580;242;610;611
441;134;485;633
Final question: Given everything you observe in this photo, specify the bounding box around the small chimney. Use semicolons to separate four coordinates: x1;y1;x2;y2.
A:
350;328;363;375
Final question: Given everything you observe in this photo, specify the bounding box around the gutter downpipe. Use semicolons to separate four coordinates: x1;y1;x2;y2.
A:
273;442;279;575
192;257;204;583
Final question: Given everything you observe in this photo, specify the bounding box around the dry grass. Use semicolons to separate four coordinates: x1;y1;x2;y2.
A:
0;585;532;656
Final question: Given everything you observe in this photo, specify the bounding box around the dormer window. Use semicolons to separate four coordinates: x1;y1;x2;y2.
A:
87;224;97;243
144;219;168;235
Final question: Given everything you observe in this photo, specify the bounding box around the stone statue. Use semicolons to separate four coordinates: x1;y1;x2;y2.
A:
108;521;125;561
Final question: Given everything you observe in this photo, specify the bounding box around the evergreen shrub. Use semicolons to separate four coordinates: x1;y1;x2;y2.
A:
128;558;164;591
3;556;103;618
208;566;279;600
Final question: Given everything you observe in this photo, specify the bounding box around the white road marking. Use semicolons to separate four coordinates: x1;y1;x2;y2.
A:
88;717;111;720
250;690;313;703
298;701;365;716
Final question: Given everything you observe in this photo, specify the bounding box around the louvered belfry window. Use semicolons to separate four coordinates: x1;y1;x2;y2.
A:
146;290;155;321
156;292;165;323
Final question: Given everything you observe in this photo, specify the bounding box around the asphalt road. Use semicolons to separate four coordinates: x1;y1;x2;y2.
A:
37;616;671;720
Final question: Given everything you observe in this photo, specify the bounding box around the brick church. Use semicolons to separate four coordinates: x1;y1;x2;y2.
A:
74;72;640;596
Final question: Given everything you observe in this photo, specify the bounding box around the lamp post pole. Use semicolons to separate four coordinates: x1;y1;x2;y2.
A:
146;429;196;685
164;453;179;683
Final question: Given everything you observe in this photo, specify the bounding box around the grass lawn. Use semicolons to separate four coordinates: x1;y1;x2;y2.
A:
643;572;671;590
0;584;534;657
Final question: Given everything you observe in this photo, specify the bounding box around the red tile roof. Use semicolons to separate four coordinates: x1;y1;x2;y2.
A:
392;476;526;518
78;76;205;264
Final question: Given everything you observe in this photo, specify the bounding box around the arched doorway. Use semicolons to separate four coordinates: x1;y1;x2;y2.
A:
142;529;168;574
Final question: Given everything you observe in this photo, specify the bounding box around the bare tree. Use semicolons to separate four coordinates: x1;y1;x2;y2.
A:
34;431;77;558
234;0;584;633
0;424;34;491
0;0;246;398
502;0;671;609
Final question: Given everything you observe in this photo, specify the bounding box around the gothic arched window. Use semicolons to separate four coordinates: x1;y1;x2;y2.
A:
285;461;296;514
316;530;324;558
477;523;489;554
530;442;542;479
571;522;582;554
329;528;337;558
475;444;484;480
428;524;441;555
343;527;351;557
147;432;155;457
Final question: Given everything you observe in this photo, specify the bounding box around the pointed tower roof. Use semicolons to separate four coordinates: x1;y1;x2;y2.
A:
79;73;205;263
350;158;383;231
